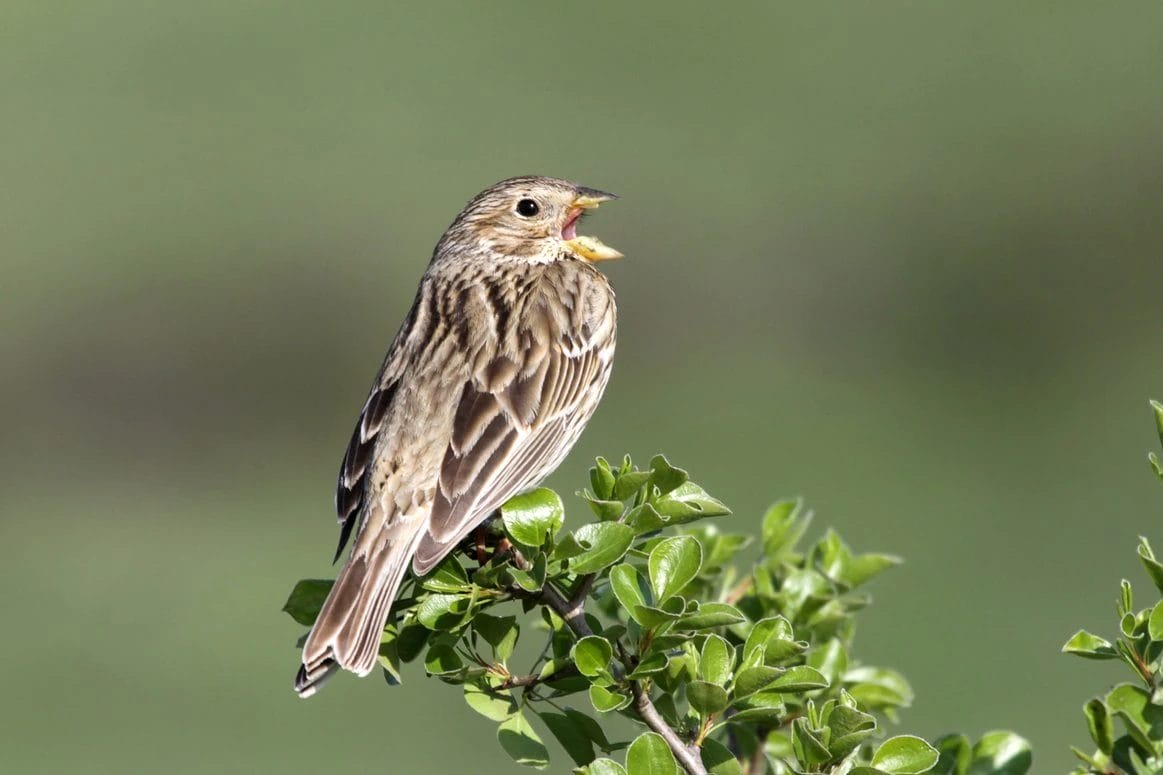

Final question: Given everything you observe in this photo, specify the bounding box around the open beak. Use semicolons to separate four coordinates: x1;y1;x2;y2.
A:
562;188;623;262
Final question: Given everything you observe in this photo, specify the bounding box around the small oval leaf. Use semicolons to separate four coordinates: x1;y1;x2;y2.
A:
626;732;679;775
687;680;730;716
648;536;703;604
572;636;613;678
870;735;939;774
497;711;550;769
501;488;564;547
970;731;1032;775
569;523;636;574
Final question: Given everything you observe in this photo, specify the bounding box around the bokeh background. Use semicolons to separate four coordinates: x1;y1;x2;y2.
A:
3;2;1161;772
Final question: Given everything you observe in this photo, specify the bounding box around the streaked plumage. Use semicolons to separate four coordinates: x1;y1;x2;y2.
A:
296;176;620;697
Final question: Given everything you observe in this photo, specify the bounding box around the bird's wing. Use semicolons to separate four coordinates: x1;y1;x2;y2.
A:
412;287;615;574
331;306;417;562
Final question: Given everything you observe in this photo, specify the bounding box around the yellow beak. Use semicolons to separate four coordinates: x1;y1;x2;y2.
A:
571;192;617;209
563;189;623;262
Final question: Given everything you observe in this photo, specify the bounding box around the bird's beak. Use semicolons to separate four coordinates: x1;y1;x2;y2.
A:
563;188;623;262
571;188;618;209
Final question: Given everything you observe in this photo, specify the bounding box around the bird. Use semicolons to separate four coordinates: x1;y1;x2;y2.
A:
295;176;621;697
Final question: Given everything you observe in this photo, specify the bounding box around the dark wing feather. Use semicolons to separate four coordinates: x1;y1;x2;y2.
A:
332;305;418;562
412;291;614;575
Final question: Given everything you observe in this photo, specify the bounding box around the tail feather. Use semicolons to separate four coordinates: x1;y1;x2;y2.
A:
295;526;420;698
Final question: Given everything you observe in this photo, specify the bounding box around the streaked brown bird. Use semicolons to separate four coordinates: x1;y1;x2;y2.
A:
295;176;620;697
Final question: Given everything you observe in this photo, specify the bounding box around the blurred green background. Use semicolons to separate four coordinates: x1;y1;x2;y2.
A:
3;2;1161;772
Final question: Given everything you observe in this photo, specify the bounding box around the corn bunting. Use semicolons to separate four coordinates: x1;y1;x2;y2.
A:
295;176;620;696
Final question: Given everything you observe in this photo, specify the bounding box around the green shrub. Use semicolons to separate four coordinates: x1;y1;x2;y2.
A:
282;400;1163;773
1063;400;1163;775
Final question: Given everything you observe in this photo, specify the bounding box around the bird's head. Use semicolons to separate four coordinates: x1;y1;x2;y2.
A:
438;176;622;264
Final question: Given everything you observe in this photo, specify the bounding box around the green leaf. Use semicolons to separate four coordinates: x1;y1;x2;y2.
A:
501;488;564;547
846;553;903;588
464;681;517;721
508;562;546;592
565;707;614;751
762;498;812;558
589;684;632;713
968;731;1032;775
585;759;628;775
700;635;734;686
613;470;653;501
649;455;689;496
728;691;787;725
395;620;430;662
473;613;520;663
687;681;730;716
871;735;939;774
610;563;647;614
778;568;829;617
423;644;464;676
625;503;668;534
583;493;626;522
808;638;848;686
497;711;550;769
734;666;783;699
653;482;731;522
627;652;670;679
1105;683;1162;754
743;616;794;663
659;648;697;690
1151;399;1163;444
1083;697;1114;755
416;593;471;630
573;636;613;678
648;536;703;604
1138;536;1163;595
826;704;877;758
626;732;679;775
700;530;750;570
768;665;828;692
282;579;333;626
699;738;743;775
591;458;617;500
419;555;470;593
632;603;683;629
675;602;746;630
1149;600;1163;641
538;711;595;766
378;626;401;684
932;734;971;775
1119;578;1133;617
790;718;831;769
845;666;914;710
569;523;636;574
1061;630;1118;659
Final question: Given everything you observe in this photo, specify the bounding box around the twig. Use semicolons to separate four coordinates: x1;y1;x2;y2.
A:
630;678;707;775
496;664;579;690
540;580;595;638
504;546;707;775
724;576;752;605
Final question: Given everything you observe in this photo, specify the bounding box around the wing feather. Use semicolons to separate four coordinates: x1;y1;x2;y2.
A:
331;296;422;562
412;280;615;575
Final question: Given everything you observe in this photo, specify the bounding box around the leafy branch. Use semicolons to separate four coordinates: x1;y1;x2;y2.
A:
285;453;1030;774
1063;400;1163;775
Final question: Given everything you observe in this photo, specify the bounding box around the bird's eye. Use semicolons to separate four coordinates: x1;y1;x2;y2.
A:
515;198;540;217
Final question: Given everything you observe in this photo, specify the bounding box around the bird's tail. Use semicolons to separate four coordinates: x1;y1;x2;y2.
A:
295;523;421;698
